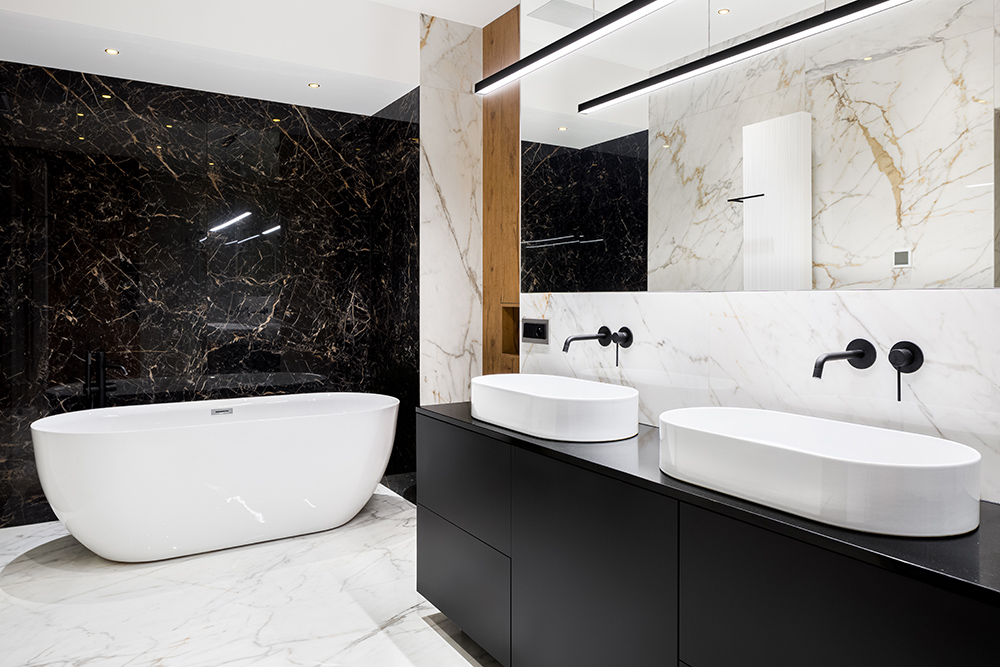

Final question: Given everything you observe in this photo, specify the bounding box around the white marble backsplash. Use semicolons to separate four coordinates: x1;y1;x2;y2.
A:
521;290;1000;503
647;0;996;292
419;15;483;405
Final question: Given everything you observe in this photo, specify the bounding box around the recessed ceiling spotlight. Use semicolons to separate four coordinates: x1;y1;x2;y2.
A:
101;94;112;99
558;126;568;131
307;82;320;88
717;8;730;15
105;48;119;55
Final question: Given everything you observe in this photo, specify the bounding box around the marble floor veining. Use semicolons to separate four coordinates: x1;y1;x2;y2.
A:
0;486;497;667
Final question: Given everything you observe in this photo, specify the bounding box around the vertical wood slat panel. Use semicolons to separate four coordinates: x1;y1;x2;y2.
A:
483;6;520;376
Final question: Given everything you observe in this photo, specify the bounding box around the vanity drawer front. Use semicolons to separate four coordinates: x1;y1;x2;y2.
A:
417;505;511;667
417;414;511;554
679;504;1000;667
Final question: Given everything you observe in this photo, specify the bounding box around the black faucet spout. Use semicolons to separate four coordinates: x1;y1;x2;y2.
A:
812;339;876;379
562;326;612;353
812;350;863;378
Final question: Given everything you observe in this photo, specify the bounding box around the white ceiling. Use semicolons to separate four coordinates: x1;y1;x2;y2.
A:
0;0;518;116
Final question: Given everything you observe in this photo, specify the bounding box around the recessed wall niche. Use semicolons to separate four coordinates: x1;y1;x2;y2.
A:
0;62;419;527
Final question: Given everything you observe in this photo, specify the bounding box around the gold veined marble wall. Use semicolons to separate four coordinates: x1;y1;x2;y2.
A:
419;15;484;404
648;0;994;291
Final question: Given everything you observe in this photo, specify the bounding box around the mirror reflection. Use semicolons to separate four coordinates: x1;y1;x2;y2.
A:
519;0;995;292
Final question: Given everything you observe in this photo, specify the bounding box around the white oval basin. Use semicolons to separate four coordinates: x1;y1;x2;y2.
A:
659;407;981;537
471;374;638;442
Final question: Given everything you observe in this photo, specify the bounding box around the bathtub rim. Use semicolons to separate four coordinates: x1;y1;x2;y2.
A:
30;391;400;436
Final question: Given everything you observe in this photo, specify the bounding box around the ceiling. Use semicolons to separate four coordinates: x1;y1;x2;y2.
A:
0;0;518;116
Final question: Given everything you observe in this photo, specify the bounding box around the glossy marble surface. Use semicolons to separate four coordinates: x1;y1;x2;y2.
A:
0;485;499;666
521;289;1000;503
521;132;647;293
0;62;420;527
419;14;484;406
646;0;993;291
420;403;1000;608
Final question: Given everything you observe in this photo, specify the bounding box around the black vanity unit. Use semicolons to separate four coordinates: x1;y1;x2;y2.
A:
416;402;1000;667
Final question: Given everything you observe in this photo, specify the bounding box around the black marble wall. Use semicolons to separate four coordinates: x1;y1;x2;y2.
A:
521;131;648;292
0;62;419;527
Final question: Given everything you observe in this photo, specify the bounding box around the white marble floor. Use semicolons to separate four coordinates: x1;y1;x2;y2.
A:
0;486;499;667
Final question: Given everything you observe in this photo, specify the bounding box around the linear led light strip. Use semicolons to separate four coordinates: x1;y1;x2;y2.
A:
579;0;912;115
475;0;680;96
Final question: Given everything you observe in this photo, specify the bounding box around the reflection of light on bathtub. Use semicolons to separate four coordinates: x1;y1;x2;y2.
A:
304;499;316;508
227;496;265;523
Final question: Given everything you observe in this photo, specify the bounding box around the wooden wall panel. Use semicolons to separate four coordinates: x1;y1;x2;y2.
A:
483;6;521;376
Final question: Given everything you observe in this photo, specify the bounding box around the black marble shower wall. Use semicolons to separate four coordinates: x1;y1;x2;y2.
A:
521;131;648;292
0;62;419;527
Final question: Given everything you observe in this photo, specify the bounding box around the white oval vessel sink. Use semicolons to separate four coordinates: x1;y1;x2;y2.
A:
659;407;981;537
471;374;638;442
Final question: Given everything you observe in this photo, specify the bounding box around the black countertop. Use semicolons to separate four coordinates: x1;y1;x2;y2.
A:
417;402;1000;609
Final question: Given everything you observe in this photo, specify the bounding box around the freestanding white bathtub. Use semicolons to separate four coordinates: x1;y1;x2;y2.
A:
30;392;399;562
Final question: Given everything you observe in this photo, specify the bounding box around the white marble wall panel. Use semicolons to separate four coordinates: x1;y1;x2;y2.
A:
419;15;483;405
647;0;995;293
648;85;806;291
522;289;1000;502
810;29;994;289
805;0;992;78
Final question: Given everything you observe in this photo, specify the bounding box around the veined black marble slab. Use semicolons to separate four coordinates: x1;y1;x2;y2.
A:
521;131;648;293
0;62;419;527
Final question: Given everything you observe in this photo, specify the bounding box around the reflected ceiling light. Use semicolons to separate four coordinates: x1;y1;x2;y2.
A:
237;234;261;244
579;0;911;115
558;126;568;131
78;136;85;140
262;225;281;235
166;124;173;128
272;118;281;122
77;112;84;117
208;162;215;166
105;48;119;55
307;82;321;88
209;211;251;232
717;8;730;15
475;0;679;95
198;236;209;243
863;56;873;60
101;94;112;99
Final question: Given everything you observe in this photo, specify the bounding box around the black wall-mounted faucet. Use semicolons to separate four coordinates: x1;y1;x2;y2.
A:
812;339;876;379
562;326;633;366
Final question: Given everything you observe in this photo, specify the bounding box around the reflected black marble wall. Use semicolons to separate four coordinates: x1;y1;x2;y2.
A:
521;132;647;292
0;62;419;527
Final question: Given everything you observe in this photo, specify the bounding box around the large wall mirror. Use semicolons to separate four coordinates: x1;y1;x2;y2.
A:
518;0;995;292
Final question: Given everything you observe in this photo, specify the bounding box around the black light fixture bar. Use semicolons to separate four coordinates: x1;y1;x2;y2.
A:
578;0;911;114
475;0;679;95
